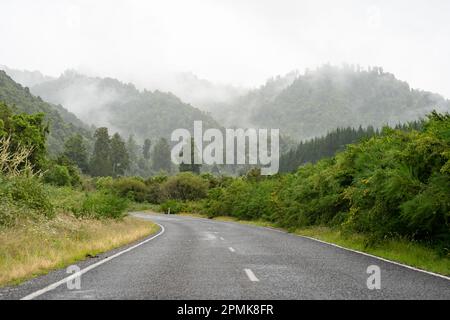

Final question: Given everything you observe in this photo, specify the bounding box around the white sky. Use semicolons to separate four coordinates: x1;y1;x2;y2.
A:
1;0;449;97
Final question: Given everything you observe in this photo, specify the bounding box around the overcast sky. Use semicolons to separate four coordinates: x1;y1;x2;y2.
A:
1;0;449;97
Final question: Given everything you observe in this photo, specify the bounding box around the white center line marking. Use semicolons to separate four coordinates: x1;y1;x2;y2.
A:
220;237;225;241
228;247;235;252
244;268;259;282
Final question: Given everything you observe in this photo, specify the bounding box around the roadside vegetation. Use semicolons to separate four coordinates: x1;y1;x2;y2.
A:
0;214;157;286
1;96;449;283
0;102;158;287
106;112;450;275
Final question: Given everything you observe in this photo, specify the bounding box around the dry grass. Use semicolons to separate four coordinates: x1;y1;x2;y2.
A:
0;214;159;287
0;135;34;176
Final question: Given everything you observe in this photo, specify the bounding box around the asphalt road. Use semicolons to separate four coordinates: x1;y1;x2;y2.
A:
1;213;449;300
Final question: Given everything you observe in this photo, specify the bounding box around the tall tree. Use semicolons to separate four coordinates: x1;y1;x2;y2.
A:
125;134;140;175
151;138;171;173
110;133;129;177
143;138;152;160
279;126;381;173
63;134;89;173
0;102;48;169
90;127;112;177
126;135;140;163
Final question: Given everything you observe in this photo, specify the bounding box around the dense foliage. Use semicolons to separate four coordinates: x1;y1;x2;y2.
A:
137;113;449;251
280;126;379;172
63;134;89;173
0;105;128;226
2;64;449;255
0;101;49;170
280;121;423;173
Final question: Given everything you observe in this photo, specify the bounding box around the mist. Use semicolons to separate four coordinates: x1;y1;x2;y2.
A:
1;0;450;100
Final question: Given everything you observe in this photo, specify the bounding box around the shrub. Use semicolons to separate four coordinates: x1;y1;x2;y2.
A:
144;180;163;204
0;132;54;225
160;199;183;214
182;200;205;214
95;176;114;190
161;172;208;201
0;174;54;219
81;176;96;192
0;196;19;226
111;177;150;202
0;103;48;170
75;191;128;219
203;187;228;218
43;165;72;186
0;176;21;226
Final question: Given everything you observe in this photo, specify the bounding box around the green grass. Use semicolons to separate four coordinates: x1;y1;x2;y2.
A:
295;226;450;276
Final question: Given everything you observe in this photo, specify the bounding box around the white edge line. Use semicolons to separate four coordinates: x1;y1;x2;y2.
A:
21;223;165;300
212;216;450;281
137;213;450;282
300;235;450;281
244;269;259;282
204;216;450;281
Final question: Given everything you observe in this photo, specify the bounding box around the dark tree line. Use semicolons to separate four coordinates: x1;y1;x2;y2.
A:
63;128;174;177
280;121;423;173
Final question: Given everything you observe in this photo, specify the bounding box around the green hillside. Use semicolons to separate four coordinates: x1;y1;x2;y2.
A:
229;65;450;140
0;70;92;154
32;71;220;143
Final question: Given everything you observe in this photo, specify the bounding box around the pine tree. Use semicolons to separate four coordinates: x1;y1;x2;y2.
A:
90;127;112;177
143;138;151;160
280;126;380;172
125;135;140;175
110;133;129;177
63;134;89;173
151;138;171;173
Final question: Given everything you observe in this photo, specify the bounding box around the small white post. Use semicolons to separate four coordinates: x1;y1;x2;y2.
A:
168;207;171;215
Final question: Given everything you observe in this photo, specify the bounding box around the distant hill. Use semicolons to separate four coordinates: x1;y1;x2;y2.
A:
226;65;450;140
31;71;221;142
0;70;92;154
0;65;55;88
214;71;299;128
163;72;247;112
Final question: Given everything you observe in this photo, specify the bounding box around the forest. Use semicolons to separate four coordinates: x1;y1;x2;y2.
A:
0;65;449;282
93;112;448;253
4;92;445;252
221;65;450;140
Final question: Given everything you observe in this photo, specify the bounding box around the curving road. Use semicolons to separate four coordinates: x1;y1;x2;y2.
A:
1;212;449;300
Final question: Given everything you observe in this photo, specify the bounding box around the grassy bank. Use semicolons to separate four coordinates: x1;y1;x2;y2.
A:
0;214;158;287
176;212;450;276
0;170;160;287
295;227;450;276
